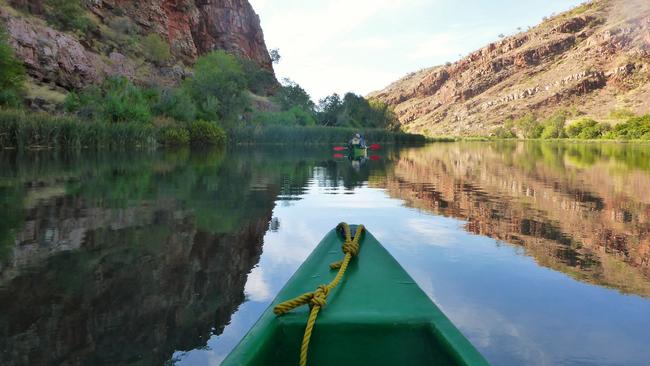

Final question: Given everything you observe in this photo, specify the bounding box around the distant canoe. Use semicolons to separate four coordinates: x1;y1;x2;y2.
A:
349;146;368;159
222;224;489;366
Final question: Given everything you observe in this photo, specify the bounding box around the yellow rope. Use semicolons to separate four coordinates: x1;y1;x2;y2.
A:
273;222;365;366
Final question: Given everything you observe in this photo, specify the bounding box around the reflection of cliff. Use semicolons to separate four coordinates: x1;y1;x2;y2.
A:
0;150;278;366
380;143;650;296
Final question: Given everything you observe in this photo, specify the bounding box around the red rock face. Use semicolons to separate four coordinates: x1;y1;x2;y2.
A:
106;0;273;69
0;0;273;89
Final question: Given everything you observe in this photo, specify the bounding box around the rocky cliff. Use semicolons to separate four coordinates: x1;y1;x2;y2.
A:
0;0;273;91
369;0;650;136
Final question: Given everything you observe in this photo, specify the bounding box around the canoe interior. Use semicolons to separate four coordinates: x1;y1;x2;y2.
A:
223;227;489;366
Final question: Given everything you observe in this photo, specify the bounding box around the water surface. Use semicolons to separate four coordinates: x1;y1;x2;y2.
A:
1;142;649;365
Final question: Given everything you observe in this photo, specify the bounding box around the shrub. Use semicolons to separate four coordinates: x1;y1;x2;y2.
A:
608;108;636;120
493;126;516;138
514;114;543;138
183;50;249;124
251;106;317;127
158;125;190;146
142;34;171;65
43;0;91;32
66;76;152;124
0;25;26;107
109;16;139;35
609;115;650;140
153;88;197;122
188;120;226;146
540;111;567;139
240;58;277;95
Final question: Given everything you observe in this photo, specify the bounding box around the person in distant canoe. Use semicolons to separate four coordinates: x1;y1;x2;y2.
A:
348;133;367;149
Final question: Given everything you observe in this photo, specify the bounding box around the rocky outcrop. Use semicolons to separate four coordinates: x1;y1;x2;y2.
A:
370;0;650;136
0;0;273;90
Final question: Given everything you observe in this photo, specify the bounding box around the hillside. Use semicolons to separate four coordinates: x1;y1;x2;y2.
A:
369;0;650;136
0;0;273;108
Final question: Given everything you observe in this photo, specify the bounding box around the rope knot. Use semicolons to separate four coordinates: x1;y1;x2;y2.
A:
310;285;329;308
341;241;360;256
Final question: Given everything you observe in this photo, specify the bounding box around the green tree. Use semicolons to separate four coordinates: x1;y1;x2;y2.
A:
276;79;315;112
540;111;567;139
183;51;249;125
0;25;25;107
316;93;343;126
142;34;171;65
515;113;543;138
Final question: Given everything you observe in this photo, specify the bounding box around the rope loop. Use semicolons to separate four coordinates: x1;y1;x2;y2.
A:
272;222;365;366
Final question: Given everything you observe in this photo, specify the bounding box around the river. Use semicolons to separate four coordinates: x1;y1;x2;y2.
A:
1;142;649;366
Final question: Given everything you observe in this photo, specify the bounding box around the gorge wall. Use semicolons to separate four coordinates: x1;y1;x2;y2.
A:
370;0;650;136
0;0;273;91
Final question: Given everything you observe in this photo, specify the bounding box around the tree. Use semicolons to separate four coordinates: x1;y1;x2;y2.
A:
277;79;315;112
269;48;281;64
317;93;343;126
183;50;249;125
0;25;26;107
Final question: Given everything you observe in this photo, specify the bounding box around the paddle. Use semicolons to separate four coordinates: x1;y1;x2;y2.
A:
332;144;382;151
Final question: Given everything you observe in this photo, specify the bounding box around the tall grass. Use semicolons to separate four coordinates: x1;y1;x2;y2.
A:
230;125;425;145
0;109;153;149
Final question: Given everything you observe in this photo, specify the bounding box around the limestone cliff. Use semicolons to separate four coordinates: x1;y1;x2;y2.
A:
369;0;650;136
0;0;273;91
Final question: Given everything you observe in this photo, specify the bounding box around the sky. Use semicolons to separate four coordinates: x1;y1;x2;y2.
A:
249;0;585;101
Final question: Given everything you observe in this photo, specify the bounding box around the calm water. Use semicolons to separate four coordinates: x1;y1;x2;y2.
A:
1;142;649;366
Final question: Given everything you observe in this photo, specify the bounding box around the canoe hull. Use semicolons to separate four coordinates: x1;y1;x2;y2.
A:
222;226;489;366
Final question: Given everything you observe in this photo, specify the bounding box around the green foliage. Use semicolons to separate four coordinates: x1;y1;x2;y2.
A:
606;115;650;140
142;34;171;65
240;58;277;95
188;120;227;146
153;88;197;122
316;92;397;129
540;111;567;139
43;0;91;32
109;16;139;35
251;106;316;127
0;25;26;108
231;125;425;145
608;108;636;120
514;113;543;138
565;118;610;139
65;76;152;124
276;79;315;112
0;109;153;149
269;48;281;64
184;51;249;124
157;125;190;146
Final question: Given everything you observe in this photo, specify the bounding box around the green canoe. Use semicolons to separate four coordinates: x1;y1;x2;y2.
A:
222;224;489;366
349;146;368;159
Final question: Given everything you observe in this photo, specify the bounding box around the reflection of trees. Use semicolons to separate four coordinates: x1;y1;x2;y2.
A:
0;149;280;365
379;142;650;297
0;146;394;365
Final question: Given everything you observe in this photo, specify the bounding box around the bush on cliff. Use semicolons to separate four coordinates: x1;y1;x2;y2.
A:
142;34;171;65
43;0;91;32
0;26;26;108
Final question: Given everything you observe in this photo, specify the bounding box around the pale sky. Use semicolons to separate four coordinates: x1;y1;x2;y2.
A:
249;0;585;101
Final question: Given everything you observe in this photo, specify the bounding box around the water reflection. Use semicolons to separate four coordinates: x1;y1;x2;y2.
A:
379;142;650;296
0;142;649;365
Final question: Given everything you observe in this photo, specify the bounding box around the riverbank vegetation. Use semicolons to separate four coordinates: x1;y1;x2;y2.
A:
1;23;414;150
493;109;650;141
